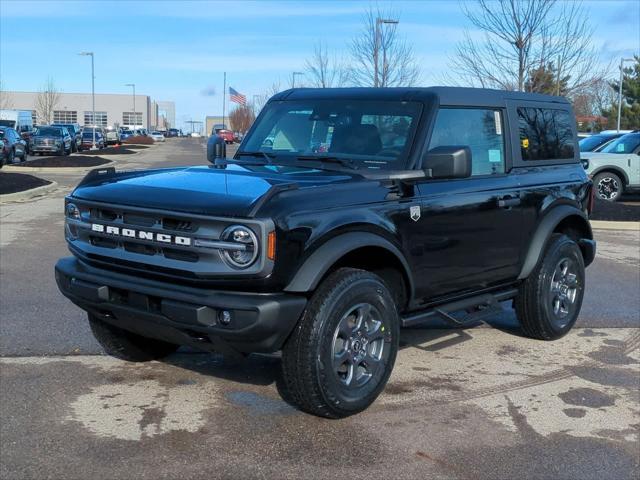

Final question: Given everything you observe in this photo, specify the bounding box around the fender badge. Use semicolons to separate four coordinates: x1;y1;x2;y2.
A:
410;205;421;222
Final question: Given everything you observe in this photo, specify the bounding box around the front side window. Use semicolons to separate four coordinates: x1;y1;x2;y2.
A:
518;107;574;161
242;100;423;170
428;108;506;176
600;133;640;154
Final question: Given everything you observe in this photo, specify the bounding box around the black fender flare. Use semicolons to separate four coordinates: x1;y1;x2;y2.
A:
518;205;593;280
284;232;414;297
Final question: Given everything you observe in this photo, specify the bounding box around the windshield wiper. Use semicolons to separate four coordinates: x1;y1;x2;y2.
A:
297;155;358;170
236;151;275;164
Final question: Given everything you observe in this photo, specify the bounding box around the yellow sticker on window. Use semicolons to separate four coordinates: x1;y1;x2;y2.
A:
521;138;530;149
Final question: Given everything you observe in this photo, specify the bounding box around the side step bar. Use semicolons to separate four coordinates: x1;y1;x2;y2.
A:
401;288;518;328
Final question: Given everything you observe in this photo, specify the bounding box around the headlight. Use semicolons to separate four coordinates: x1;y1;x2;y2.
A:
219;225;259;268
66;203;80;219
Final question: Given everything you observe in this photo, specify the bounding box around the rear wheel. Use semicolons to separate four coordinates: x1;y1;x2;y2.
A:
593;171;623;201
88;314;180;362
7;148;15;164
282;268;399;418
515;234;585;340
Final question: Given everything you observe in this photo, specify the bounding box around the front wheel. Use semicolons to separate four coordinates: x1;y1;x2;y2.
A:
88;314;180;362
281;268;399;418
593;171;623;201
515;234;585;340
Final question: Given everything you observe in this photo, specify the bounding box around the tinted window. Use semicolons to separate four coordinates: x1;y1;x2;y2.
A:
242;100;423;170
518;108;574;161
428;108;506;176
600;133;640;154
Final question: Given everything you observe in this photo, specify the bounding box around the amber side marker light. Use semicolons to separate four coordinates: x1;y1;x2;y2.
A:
267;231;276;260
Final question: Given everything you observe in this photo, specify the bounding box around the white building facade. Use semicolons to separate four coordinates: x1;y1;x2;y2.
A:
4;91;174;130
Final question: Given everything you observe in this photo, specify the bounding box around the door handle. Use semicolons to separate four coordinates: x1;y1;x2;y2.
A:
497;196;521;208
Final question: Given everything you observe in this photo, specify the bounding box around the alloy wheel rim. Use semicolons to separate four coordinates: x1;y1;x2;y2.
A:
549;257;580;328
597;177;619;200
331;303;387;389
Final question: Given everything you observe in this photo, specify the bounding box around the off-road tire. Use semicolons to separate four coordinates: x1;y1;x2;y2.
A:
515;234;585;340
282;268;399;418
88;314;179;362
593;171;623;202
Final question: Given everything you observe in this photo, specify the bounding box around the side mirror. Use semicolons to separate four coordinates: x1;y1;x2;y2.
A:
424;146;472;179
207;133;227;166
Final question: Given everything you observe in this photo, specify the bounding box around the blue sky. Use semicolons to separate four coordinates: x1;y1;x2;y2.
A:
1;0;638;130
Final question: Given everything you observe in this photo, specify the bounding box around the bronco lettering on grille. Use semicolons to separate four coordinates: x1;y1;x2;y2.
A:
91;223;192;246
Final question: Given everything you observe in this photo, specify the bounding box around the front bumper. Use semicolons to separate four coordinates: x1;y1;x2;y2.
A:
55;257;307;354
31;145;60;152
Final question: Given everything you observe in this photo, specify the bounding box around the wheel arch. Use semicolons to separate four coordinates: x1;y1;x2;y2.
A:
518;205;594;280
284;232;414;309
591;166;629;186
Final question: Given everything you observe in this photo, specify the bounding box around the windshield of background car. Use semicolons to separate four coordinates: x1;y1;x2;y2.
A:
242;100;423;170
579;135;613;151
601;133;640;154
0;120;16;128
37;127;62;136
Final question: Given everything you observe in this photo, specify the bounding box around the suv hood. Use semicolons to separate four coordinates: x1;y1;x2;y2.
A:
71;164;357;217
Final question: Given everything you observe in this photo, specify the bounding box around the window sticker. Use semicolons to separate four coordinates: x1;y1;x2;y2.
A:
488;149;502;163
494;111;502;135
617;144;625;152
521;138;529;149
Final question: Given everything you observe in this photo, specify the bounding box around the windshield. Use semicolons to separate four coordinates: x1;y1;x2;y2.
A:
579;134;615;152
241;99;423;170
36;127;62;136
601;133;640;154
0;120;16;128
52;124;75;134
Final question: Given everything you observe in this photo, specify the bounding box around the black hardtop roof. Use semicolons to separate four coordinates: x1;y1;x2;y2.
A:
270;86;570;107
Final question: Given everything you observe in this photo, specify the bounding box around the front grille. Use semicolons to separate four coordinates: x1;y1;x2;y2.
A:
65;199;271;280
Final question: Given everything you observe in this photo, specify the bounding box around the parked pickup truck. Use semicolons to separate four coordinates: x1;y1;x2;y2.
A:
56;87;595;418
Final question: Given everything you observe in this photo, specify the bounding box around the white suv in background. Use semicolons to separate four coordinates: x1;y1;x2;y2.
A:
582;132;640;201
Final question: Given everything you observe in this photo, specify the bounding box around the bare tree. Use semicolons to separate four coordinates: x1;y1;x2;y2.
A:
253;79;283;115
304;41;347;88
450;0;607;95
0;80;13;110
349;6;420;87
35;77;61;125
229;105;256;133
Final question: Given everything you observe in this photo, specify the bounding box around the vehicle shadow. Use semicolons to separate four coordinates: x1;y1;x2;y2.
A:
159;305;525;410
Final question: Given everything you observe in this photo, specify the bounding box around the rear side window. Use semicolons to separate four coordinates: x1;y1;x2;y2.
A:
428;108;506;176
518;108;575;161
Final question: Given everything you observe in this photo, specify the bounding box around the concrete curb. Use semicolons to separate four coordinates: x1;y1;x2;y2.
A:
2;160;116;174
590;220;640;231
0;181;59;203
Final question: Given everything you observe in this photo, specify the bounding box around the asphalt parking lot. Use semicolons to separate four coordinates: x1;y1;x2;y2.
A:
1;138;638;479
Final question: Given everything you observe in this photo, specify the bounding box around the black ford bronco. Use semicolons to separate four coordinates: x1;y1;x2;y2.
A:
56;87;596;418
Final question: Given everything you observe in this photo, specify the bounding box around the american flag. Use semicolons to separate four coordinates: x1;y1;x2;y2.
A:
229;87;246;106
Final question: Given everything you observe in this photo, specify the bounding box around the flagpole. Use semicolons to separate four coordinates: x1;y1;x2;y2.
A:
222;72;226;130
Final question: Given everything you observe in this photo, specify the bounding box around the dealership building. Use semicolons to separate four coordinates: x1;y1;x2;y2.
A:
3;91;175;130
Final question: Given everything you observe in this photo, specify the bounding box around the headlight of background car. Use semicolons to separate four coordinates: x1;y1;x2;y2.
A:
219;225;259;268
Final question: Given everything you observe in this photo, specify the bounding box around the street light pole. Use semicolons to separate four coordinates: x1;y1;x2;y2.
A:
374;18;399;88
79;52;96;149
616;57;634;133
292;71;304;88
125;83;136;130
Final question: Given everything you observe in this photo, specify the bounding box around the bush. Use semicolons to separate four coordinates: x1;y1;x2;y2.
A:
122;136;155;145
